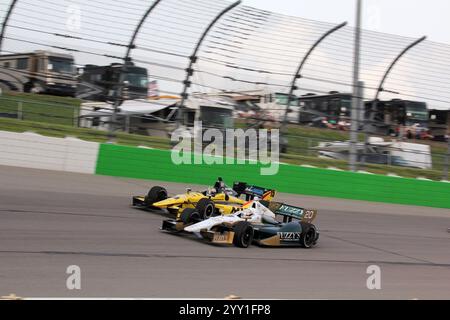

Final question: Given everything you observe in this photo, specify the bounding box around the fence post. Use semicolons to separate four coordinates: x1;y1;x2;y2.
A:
110;0;163;140
362;36;426;168
73;106;78;127
125;115;131;134
307;138;311;157
350;81;364;171
281;21;348;137
177;0;242;127
0;0;18;53
444;138;450;181
17;101;22;120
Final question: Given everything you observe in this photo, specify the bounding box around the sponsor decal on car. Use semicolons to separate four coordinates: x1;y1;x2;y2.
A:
277;232;302;241
278;205;303;216
213;232;234;244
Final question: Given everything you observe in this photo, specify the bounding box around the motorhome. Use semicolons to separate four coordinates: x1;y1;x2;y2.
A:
315;137;432;170
365;99;429;136
0;50;77;96
79;95;235;138
182;95;235;130
77;62;149;102
218;89;298;123
79;98;178;136
297;92;352;128
429;109;450;141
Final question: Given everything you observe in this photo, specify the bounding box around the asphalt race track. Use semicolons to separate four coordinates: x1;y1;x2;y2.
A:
1;165;450;299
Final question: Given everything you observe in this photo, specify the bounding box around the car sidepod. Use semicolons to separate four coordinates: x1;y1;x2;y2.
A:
255;222;318;247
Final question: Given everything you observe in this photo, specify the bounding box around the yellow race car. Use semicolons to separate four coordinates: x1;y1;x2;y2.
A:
132;178;276;220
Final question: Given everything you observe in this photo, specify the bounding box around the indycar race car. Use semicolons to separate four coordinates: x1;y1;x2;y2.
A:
161;200;319;248
132;178;276;219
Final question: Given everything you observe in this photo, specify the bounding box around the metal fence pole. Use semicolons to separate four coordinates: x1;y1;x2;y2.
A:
307;138;312;157
125;115;131;134
361;36;427;168
73;106;78;127
444;138;450;181
177;0;241;127
280;21;347;153
110;0;162;140
17;101;22;120
0;0;18;53
349;0;362;172
281;21;348;128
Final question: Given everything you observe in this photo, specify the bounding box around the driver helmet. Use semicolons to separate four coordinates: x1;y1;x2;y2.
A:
240;210;254;220
215;177;225;191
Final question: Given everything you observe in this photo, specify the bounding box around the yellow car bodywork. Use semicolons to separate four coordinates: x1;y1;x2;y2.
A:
133;189;275;219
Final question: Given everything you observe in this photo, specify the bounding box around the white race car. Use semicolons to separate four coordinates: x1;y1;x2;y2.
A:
162;200;319;248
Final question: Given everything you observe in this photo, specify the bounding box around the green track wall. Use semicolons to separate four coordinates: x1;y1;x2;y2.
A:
96;144;450;209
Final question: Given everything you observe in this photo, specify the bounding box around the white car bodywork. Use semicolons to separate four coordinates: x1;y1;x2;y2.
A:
184;201;275;233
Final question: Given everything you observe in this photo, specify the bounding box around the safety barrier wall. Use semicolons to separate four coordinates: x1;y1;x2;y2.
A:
96;144;450;209
1;131;448;209
0;131;99;174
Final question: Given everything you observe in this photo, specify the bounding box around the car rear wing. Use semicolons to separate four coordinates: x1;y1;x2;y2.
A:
267;202;318;223
232;182;276;201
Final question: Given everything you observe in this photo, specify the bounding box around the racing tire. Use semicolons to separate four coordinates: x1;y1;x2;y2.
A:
196;198;216;220
180;208;201;224
145;186;168;206
300;223;318;249
232;221;254;248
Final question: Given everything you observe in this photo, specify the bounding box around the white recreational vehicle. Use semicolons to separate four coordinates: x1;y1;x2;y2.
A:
79;95;235;137
0;50;77;97
315;137;433;170
217;89;299;123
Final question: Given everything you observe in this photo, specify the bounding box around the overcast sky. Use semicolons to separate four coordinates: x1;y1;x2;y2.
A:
244;0;450;43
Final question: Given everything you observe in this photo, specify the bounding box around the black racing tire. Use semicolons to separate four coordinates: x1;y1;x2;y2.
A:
300;223;318;249
180;208;201;224
232;221;254;248
145;186;168;206
195;198;216;220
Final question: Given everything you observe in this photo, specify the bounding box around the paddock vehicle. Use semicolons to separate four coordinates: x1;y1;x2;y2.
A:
161;200;319;248
0;50;77;97
77;62;148;102
132;178;276;220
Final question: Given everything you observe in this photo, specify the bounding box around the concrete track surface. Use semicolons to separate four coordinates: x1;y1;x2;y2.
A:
0;166;449;299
